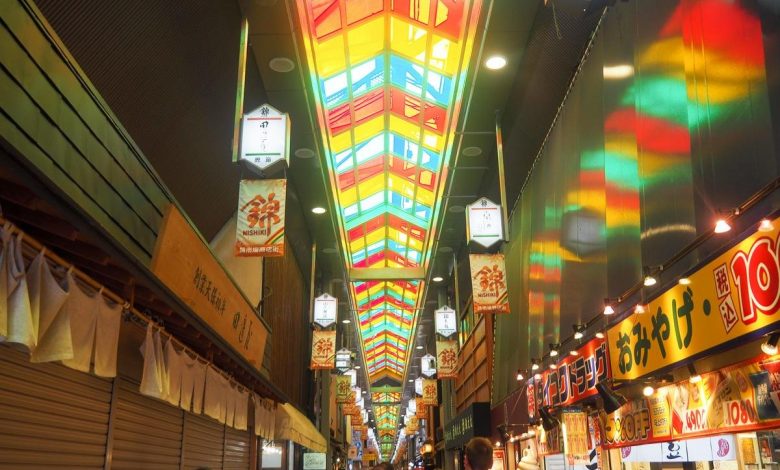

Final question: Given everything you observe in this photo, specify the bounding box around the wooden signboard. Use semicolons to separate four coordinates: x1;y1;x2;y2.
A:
151;204;269;369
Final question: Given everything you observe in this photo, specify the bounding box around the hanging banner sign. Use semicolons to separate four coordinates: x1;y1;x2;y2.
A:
240;104;290;173
528;338;610;416
422;378;438;406
336;375;352;404
236;179;286;257
421;354;436;378
562;410;589;465
436;340;459;379
415;377;423;396
466;197;504;248
602;355;780;449
335;348;352;371
406;416;419;434
435;306;457;338
310;330;336;369
416;402;427;419
608;215;780;380
469;254;510;313
313;293;338;328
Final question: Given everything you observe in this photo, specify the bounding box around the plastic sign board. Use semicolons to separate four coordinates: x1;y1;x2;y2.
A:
421;354;436;377
469;254;510;313
310;330;336;369
240;104;290;173
414;377;423;396
436;340;458;379
608;214;780;379
335;348;352;371
435;306;457;338
466;197;504;248
236;179;286;257
313;293;338;328
303;453;327;470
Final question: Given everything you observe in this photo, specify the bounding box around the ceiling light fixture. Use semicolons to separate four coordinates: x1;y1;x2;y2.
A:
634;304;646;315
462;146;483;157
269;57;296;73
688;363;702;384
596;382;627;414
595;332;605;339
762;332;780;355
342;319;351;324
678;277;691;286
416;345;423;350
569;349;579;357
312;207;327;214
603;64;634;79
485;55;507;70
294;148;315;159
432;276;444;282
642;385;655;397
642;266;658;287
573;324;585;340
549;363;557;370
603;299;615;315
759;218;775;232
531;359;540;371
714;218;732;234
516;370;524;381
549;343;560;357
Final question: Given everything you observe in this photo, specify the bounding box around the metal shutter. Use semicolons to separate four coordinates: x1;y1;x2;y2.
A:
182;413;225;469
223;427;250;470
110;378;183;469
0;344;112;469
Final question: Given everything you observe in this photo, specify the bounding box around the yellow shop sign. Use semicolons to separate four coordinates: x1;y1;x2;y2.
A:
608;215;780;380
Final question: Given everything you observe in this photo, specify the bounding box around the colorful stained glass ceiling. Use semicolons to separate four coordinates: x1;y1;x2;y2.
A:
296;0;481;389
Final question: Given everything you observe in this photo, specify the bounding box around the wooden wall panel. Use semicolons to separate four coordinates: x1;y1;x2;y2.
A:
454;314;493;413
262;242;310;410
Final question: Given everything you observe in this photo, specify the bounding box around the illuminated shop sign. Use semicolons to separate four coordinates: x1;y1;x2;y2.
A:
608;215;780;380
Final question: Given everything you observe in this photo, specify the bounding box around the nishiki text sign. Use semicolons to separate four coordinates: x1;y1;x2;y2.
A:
469;254;510;313
151;205;268;370
528;338;609;416
608;215;780;379
235;179;286;257
310;330;336;369
436;340;458;379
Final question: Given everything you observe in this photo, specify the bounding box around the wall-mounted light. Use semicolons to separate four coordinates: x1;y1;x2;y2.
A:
759;218;775;232
549;343;560;357
688;363;702;384
538;407;559;431
762;332;780;355
516;369;525;381
678;277;691;285
634;304;646;314
596;382;627;414
595;331;605;339
531;358;540;371
642;266;658;287
603;299;615;315
642;385;655;397
549;363;557;370
573;324;585;340
569;349;579;356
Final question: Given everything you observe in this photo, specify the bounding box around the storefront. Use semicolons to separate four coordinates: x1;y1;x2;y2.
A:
444;402;492;470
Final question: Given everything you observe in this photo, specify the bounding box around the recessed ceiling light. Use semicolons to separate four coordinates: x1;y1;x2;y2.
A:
354;365;361;369
295;148;315;159
432;276;444;282
485;55;507;70
462;146;482;157
449;205;465;213
438;246;453;254
603;64;634;79
322;247;338;254
408;379;414;383
342;319;351;324
269;57;295;73
416;345;423;350
312;207;327;214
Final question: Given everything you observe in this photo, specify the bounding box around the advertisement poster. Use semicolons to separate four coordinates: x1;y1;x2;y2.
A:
335;375;352;403
562;410;589;465
310;330;336;370
527;338;609;412
608;215;780;379
422;378;438;406
469;254;510;313
235;179;286;257
436;340;458;379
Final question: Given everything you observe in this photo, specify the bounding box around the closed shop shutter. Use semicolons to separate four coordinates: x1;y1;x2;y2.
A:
111;378;183;469
223;427;251;470
182;413;225;469
0;344;112;469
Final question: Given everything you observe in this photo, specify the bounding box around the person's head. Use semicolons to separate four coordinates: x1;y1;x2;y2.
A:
373;462;394;470
464;437;493;470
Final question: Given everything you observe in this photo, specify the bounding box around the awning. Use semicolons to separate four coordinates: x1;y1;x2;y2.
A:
274;403;327;453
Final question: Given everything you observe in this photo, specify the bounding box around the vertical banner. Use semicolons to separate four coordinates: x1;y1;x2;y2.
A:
416;402;427;419
336;375;352;403
236;179;286;257
562;410;589;465
435;306;457;337
310;330;336;369
422;378;438;406
436;340;459;379
469;254;510;313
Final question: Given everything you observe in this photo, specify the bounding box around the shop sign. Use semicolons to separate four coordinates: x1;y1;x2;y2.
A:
407;416;419;433
235;179;286;257
421;354;436;378
348;446;357;460
466;197;504;248
335;348;352;371
313;293;337;328
240;104;290;172
608;215;780;380
602;399;664;447
469;254;510;313
310;330;336;369
443;402;491;449
562;410;589;465
303;453;327;470
416;402;427;419
620;435;737;462
421;378;438;406
492;449;505;470
436;340;458;379
335;375;352;403
527;338;609;416
151;205;269;370
435;306;457;338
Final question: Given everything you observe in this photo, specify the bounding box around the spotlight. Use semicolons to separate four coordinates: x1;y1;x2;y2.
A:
516;369;525;381
531;359;540;371
603;299;615;315
595;332;605;339
634;304;646;314
573;324;585;340
759;219;774;232
642;385;655;397
432;276;444;283
534;373;541;380
678;277;691;285
714;218;732;234
569;349;579;356
549;343;560;357
688;363;702;384
538;407;559;431
549;363;557;370
762;332;780;355
596;382;627;414
485;55;507;70
643;267;657;287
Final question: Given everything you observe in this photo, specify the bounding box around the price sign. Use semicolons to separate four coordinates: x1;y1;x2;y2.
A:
240;104;290;173
466;197;504;248
435;306;457;338
723;399;758;427
313;293;338;328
